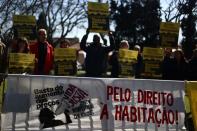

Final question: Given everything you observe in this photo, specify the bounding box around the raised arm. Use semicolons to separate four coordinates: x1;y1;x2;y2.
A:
80;29;89;52
104;31;115;53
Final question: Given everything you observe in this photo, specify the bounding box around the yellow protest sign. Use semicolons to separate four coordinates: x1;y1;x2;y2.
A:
13;15;36;40
54;48;77;61
88;2;109;15
9;53;35;74
13;15;36;26
142;60;162;78
160;22;180;34
54;48;77;76
119;49;138;62
88;2;109;33
160;22;180;47
118;49;138;77
143;47;164;60
186;81;197;131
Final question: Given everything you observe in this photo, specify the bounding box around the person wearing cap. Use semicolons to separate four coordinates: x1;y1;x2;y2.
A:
30;29;54;75
80;29;115;77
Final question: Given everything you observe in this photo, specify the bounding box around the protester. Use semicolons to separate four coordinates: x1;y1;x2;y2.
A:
162;48;174;80
30;29;54;75
133;45;143;78
80;29;115;77
109;40;128;77
171;49;188;80
188;49;197;80
11;37;30;53
54;39;77;76
59;39;70;48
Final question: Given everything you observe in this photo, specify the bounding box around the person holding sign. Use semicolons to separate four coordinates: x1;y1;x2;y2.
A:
9;38;35;74
30;29;54;75
54;39;77;76
11;37;30;53
109;40;129;77
109;41;139;78
80;29;115;77
188;49;197;80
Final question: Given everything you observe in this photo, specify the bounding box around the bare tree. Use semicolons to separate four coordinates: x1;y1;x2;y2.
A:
0;0;87;46
161;0;184;22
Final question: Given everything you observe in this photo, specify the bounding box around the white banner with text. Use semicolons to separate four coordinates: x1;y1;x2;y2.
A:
1;75;185;131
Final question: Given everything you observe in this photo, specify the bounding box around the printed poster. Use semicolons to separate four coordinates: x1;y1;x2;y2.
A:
160;22;180;47
88;2;109;33
54;48;77;76
118;49;138;77
13;15;36;40
8;53;35;74
142;47;163;79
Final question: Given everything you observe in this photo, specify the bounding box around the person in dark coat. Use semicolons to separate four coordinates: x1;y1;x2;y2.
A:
171;49;188;80
80;29;115;77
109;40;131;78
188;49;197;80
133;45;143;78
162;48;174;80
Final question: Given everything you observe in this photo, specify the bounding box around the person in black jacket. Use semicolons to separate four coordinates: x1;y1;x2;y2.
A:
80;29;115;77
171;49;188;80
188;49;197;80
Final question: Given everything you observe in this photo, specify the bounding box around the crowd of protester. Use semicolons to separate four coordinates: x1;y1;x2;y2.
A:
0;28;197;81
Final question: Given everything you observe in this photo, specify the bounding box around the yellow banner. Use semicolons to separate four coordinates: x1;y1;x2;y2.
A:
9;53;35;73
88;2;109;15
88;2;109;33
160;22;180;34
54;48;77;61
141;60;162;78
13;15;36;26
186;81;197;131
160;33;178;47
119;49;138;62
143;47;164;60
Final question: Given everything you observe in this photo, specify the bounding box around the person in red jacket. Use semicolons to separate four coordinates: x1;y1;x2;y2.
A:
30;29;54;75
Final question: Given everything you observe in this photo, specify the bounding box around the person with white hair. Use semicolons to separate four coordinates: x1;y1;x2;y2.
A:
29;29;54;75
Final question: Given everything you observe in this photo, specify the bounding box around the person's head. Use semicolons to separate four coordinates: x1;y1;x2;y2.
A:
93;34;100;45
120;40;129;49
16;37;29;53
60;39;70;48
38;29;47;43
134;45;141;52
174;49;184;62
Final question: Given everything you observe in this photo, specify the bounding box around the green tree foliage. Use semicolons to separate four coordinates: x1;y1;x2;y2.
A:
110;0;161;48
179;0;197;58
